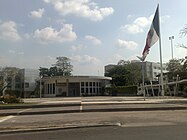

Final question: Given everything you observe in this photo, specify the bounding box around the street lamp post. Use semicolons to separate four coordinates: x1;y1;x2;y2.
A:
169;36;174;59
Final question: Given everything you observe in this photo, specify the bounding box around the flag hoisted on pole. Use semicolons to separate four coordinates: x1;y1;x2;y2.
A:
139;4;164;97
141;5;160;61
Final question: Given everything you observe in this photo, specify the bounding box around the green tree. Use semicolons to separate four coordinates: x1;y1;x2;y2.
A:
54;57;73;76
0;67;20;96
39;56;73;77
105;65;129;86
105;62;141;86
39;67;50;77
125;63;141;85
166;59;183;72
181;56;187;72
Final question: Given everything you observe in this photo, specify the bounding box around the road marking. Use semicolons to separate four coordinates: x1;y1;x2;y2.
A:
18;108;31;114
0;116;15;123
80;105;83;111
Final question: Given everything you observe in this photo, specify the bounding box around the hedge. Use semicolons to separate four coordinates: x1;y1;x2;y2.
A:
105;85;137;96
0;95;23;104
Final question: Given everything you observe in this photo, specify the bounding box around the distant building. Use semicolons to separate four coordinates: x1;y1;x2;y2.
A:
42;76;112;97
140;61;168;81
22;69;40;97
0;67;39;97
104;61;168;81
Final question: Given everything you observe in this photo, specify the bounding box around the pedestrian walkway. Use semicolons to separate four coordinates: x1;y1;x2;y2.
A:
0;97;187;116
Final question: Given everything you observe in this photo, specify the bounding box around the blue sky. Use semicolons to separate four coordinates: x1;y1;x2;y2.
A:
0;0;187;75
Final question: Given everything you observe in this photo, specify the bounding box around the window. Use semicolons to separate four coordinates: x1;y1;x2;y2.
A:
15;83;20;88
96;82;99;87
25;82;29;88
86;88;88;93
50;84;52;94
81;88;84;93
89;82;92;86
81;82;84;86
53;83;55;94
86;82;88;86
15;76;21;82
93;88;96;93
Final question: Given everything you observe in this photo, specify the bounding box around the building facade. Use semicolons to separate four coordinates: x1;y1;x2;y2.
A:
42;76;112;97
0;67;39;97
22;69;40;97
105;61;168;82
142;61;168;81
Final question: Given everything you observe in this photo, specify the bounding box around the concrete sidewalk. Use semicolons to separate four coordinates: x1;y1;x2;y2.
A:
0;97;187;116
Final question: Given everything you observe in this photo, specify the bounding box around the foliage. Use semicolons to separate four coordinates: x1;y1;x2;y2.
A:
166;59;183;72
166;57;187;73
105;85;137;96
39;56;73;77
0;95;23;104
105;62;141;86
181;56;187;71
180;24;187;36
54;57;73;76
0;67;21;96
117;60;130;65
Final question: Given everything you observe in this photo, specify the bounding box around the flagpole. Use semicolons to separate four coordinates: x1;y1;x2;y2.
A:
157;4;164;96
142;60;145;101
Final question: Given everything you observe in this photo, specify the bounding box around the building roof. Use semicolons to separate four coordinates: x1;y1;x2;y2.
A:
42;76;112;80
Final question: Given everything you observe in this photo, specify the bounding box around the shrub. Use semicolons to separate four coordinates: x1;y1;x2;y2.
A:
0;95;23;104
105;85;137;96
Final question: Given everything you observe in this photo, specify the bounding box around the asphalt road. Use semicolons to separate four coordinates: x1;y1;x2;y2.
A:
1;110;187;132
1;124;187;140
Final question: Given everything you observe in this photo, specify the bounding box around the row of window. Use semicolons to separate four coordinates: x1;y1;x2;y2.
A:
153;66;167;71
46;83;55;94
81;82;101;87
81;87;101;94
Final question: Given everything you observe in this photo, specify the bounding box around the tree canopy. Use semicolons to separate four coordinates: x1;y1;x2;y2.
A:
105;61;141;86
39;57;73;77
166;57;187;73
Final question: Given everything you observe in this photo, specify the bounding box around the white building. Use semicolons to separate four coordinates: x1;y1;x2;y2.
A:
142;61;168;81
105;61;168;81
22;69;40;97
42;76;112;97
0;67;39;97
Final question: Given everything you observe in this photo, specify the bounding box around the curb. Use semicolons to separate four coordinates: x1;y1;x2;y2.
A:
0;103;81;110
0;124;117;135
0;106;187;116
0;102;164;110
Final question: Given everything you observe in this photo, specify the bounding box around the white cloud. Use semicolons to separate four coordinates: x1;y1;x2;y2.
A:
18;52;24;55
121;16;151;34
30;8;45;18
0;21;21;41
122;14;170;34
71;44;87;52
33;24;77;44
9;50;16;54
85;35;101;45
44;0;114;21
8;50;24;55
71;55;100;65
161;15;171;23
43;0;50;3
112;54;125;62
116;39;138;50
